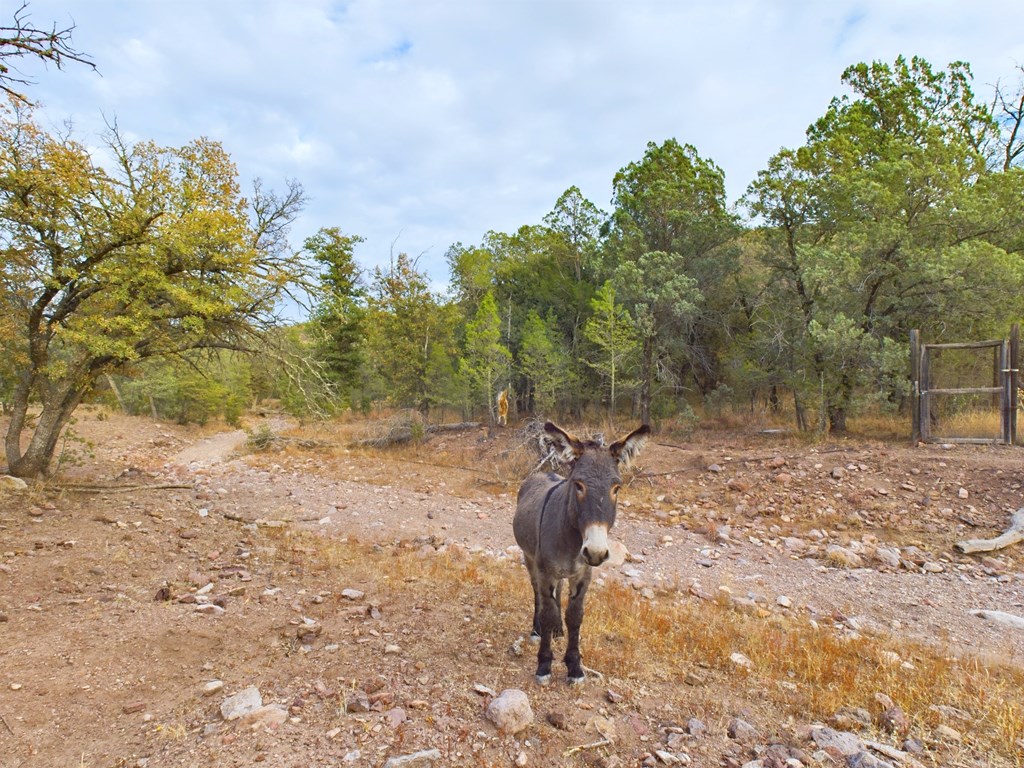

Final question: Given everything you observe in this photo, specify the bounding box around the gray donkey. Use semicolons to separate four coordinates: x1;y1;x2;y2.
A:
513;421;650;684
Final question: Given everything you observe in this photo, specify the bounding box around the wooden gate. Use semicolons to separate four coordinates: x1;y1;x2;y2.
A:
911;326;1019;444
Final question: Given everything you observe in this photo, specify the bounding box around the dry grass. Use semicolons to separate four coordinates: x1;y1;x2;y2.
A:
277;528;1024;764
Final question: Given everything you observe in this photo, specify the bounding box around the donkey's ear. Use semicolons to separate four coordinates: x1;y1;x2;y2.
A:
541;421;585;463
609;424;651;469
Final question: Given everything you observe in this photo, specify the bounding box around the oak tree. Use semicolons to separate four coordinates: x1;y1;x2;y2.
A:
0;102;307;476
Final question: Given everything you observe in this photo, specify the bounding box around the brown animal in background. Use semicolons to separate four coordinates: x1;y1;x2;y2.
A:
497;389;509;426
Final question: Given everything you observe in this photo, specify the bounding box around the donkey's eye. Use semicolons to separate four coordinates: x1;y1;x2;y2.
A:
573;480;587;500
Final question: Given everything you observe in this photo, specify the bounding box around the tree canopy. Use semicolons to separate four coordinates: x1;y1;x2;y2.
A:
6;53;1024;466
0;101;308;475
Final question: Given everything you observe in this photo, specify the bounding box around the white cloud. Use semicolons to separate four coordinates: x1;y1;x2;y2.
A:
18;0;1024;291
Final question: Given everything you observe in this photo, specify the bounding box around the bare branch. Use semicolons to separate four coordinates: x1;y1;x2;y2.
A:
0;2;96;104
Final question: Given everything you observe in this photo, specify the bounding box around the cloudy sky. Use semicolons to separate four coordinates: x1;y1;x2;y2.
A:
14;1;1024;295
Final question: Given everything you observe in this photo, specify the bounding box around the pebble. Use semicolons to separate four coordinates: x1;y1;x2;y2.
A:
933;723;962;742
341;588;365;600
727;717;759;745
194;604;226;616
810;725;863;756
878;706;910;736
653;750;688;765
385;707;407;727
729;652;753;669
382;749;442;767
873;547;901;569
346;691;370;713
846;753;895;768
202;680;225;697
244;704;287;729
826;544;863;568
221;686;263;721
546;711;569;730
776;595;792;608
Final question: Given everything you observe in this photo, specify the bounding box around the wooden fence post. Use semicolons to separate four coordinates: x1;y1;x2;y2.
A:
1011;324;1019;445
910;329;921;444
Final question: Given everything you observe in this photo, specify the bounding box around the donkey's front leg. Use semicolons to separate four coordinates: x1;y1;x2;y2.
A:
564;568;592;684
530;576;563;641
535;577;562;684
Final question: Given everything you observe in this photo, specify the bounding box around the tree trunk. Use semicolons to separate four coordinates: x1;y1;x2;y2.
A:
639;337;654;425
6;382;84;478
105;373;127;412
827;404;848;434
794;392;808;432
828;373;855;434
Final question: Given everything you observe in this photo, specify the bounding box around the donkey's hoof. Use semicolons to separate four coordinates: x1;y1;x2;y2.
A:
529;632;541;644
535;674;552;686
568;673;586;686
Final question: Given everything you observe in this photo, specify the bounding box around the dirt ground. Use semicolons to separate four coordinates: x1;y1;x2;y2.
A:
1;408;1023;768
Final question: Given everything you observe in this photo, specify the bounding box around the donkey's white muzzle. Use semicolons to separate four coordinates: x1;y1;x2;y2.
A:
581;524;610;566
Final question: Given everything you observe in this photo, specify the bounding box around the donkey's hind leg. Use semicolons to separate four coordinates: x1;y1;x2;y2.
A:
535;576;562;684
525;557;543;643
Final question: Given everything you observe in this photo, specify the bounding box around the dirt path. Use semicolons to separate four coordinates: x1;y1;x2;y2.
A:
156;428;1024;668
4;411;1023;768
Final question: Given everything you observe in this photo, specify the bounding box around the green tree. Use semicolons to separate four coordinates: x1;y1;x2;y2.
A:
461;291;512;423
364;253;455;412
0;102;307;476
518;309;571;415
609;139;740;407
746;56;1023;432
305;227;365;407
583;281;638;420
614;252;700;423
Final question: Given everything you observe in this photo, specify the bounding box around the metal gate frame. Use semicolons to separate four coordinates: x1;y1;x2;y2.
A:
910;325;1019;445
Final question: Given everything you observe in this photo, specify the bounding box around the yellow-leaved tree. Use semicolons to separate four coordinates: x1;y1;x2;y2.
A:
0;100;308;477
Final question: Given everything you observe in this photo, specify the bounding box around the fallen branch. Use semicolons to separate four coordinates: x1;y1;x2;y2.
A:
563;739;612;757
955;509;1024;553
58;483;194;494
349;421;481;449
581;665;605;683
970;609;1024;630
0;712;14;736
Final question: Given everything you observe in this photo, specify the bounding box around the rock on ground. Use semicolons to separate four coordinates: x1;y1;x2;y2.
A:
485;688;533;735
220;686;263;721
382;749;443;767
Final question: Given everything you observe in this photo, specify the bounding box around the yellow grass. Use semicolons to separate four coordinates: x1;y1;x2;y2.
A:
274;529;1023;764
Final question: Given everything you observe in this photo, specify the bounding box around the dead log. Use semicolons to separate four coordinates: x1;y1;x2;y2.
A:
955;509;1024;554
970;609;1024;630
349;421;481;449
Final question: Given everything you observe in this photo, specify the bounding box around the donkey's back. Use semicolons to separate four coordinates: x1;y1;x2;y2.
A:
512;471;563;559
